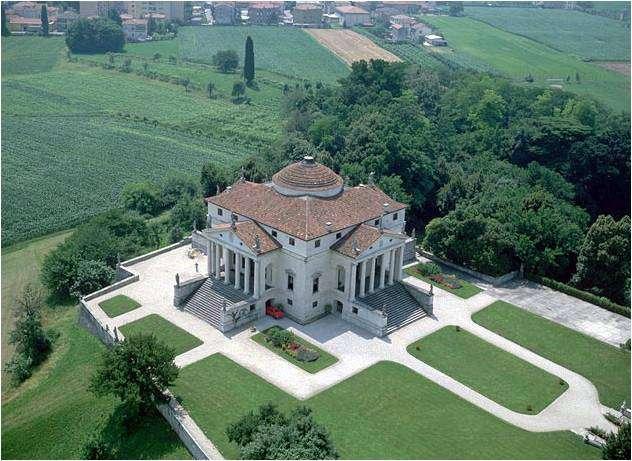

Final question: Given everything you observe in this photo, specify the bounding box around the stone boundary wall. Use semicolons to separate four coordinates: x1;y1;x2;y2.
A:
419;249;519;286
122;238;192;267
79;241;224;460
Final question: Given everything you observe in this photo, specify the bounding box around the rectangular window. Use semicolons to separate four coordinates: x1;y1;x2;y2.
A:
217;207;223;216
374;219;380;226
314;239;321;248
289;237;295;246
312;301;318;308
312;277;319;293
271;230;278;237
352;307;358;314
249;304;255;311
287;274;294;291
393;212;398;221
336;232;342;239
287;298;293;306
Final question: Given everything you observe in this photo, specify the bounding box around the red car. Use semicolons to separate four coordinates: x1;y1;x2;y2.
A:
266;305;284;319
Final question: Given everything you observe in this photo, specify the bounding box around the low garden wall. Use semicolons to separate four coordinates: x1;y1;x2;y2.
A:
122;237;192;267
174;275;207;307
78;301;118;347
343;303;387;336
419;249;519;286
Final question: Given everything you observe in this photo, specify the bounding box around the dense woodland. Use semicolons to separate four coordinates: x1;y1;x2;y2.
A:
235;60;630;306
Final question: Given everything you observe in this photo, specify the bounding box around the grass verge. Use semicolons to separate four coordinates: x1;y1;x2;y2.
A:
405;263;483;299
99;294;142;317
407;326;568;414
472;300;631;409
119;314;203;356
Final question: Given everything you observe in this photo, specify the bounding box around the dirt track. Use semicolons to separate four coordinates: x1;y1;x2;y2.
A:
594;61;630;76
306;29;401;65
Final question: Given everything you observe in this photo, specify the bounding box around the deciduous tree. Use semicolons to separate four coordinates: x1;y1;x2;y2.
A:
212;49;239;73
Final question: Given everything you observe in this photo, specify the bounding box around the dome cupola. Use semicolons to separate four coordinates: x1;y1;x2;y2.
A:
272;156;344;198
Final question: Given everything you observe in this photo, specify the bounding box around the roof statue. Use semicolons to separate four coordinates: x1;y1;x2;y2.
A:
253;234;261;253
368;171;375;186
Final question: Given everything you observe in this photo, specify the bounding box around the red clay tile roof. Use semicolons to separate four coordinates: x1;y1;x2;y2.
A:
206;180;406;241
335;5;369;14
332;224;406;258
213;221;281;254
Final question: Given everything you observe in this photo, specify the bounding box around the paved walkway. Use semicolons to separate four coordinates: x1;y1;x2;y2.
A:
85;244;621;456
415;255;630;347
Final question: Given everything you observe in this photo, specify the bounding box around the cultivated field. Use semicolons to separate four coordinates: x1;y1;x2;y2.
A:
422;15;630;112
465;6;631;61
1;36;286;245
176;26;349;82
306;29;401;65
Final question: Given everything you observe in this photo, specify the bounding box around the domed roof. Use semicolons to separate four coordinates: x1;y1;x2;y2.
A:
272;156;344;197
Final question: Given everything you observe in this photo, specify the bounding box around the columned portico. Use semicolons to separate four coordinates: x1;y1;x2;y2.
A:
244;256;251;294
388;248;395;284
359;260;367;297
379;253;386;289
223;246;230;284
368;257;376;293
349;263;357;301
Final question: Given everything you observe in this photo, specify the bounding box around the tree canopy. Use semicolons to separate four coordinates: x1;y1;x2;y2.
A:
212;49;239;73
66;18;125;54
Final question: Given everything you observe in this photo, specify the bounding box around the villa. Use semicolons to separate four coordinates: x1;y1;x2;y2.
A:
182;156;432;336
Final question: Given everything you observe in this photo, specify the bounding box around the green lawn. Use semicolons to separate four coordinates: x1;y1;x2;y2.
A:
405;263;483;299
407;326;567;414
119;314;203;356
465;6;630;61
173;354;598;459
177;26;349;83
1;36;66;76
1;234;190;459
421;15;630;112
251;326;338;373
99;295;141;317
473;301;631;409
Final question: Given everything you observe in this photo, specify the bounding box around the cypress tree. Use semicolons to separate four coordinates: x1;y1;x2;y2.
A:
244;36;255;84
41;5;49;36
1;5;11;37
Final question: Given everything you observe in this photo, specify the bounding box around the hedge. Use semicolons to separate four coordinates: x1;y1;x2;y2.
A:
529;275;630;318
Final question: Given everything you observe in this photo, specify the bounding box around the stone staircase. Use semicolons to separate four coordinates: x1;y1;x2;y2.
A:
359;282;428;334
182;277;251;329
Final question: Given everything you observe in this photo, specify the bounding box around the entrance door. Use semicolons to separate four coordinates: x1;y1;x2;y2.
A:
335;300;343;314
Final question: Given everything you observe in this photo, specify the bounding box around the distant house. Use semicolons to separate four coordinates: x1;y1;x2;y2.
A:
335;5;370;27
56;10;79;32
8;1;40;18
390;14;415;27
388;1;429;14
372;6;401;23
122;18;148;41
213;2;239;25
7;15;42;33
390;23;407;42
423;34;447;46
292;3;322;27
248;2;281;25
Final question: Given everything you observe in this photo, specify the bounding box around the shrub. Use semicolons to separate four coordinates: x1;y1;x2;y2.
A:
212;49;239;73
296;347;320;362
70;260;116;299
266;328;293;349
122;182;162;216
605;412;622;426
4;354;34;383
66;18;125;54
588;426;608;439
602;422;630;460
417;262;441;276
530;275;630;318
82;428;115;460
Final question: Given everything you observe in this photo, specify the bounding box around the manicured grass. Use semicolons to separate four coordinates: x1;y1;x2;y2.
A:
177;26;349;83
99;295;141;317
421;15;630;112
173;354;599;459
407;326;567;414
119;314;203;356
251;326;338;373
1;235;190;459
465;6;630;61
473;301;631;409
405;263;483;299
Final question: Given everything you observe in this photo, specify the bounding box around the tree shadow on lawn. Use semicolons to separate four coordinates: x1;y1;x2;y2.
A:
95;403;186;459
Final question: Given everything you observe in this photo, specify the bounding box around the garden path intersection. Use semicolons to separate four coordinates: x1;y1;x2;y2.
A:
85;244;619;446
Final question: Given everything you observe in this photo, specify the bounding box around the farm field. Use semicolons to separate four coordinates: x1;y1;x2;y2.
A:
1;36;284;245
422;15;630;112
306;29;401;65
173;354;598;459
465;6;631;61
1;36;67;76
176;26;349;83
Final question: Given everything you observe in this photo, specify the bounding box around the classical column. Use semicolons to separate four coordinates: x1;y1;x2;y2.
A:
368;257;376;293
223;246;230;284
244;257;251;294
349;263;357;301
388;249;395;285
234;253;241;289
207;240;212;275
395;246;403;281
359;260;367;297
253;260;260;297
379;253;386;289
214;243;221;279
